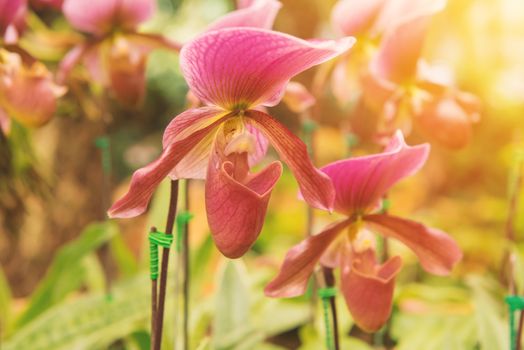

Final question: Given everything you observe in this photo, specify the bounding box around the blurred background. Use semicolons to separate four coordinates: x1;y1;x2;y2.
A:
1;0;523;349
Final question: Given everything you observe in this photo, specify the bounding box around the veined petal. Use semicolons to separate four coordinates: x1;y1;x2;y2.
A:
320;130;428;214
364;214;462;275
206;138;282;258
341;249;402;332
206;0;281;32
331;0;385;37
108;113;232;218
63;0;119;35
247;109;335;211
246;123;269;166
265;219;351;297
180;27;355;109
162;107;225;180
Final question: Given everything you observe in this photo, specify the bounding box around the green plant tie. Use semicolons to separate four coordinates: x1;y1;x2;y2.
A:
506;295;524;350
148;231;174;280
318;287;337;350
176;211;194;252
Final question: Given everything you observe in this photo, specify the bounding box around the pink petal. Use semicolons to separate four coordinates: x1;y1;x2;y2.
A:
57;43;93;84
206;146;282;258
162;107;226;180
0;0;23;28
0;107;11;135
108;113;232;218
341;249;402;332
246;123;269;167
180;27;355;109
237;0;255;8
320;130;428;214
206;0;281;32
265;219;351;297
282;81;316;113
63;0;119;35
364;214;462;275
118;0;156;30
331;0;385;37
247;109;335;211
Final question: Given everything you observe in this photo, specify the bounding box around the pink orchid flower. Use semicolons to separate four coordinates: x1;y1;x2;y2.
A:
362;1;481;148
0;49;66;134
0;0;26;44
30;0;63;10
108;27;355;258
265;131;462;331
59;0;180;106
327;0;446;106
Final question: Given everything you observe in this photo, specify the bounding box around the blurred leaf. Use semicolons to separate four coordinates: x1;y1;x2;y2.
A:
467;275;509;350
299;323;373;350
110;234;139;277
4;275;149;350
15;222;118;329
128;330;150;350
0;266;12;333
82;255;106;293
213;260;253;349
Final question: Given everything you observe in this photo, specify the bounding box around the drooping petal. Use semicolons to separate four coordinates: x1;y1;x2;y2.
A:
331;0;385;37
247;109;335;211
364;214;462;275
206;142;282;258
0;0;25;42
162;107;226;180
206;0;281;32
63;0;119;35
282;81;316;113
320;130;429;214
341;249;402;332
0;107;10;135
180;27;355;109
108;113;232;218
265;219;351;297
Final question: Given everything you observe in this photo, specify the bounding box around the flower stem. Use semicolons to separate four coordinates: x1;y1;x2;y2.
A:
322;267;340;350
183;180;191;350
153;180;179;350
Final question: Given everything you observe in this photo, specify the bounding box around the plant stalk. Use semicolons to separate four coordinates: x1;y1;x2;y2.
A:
153;180;179;350
323;267;340;350
183;180;191;350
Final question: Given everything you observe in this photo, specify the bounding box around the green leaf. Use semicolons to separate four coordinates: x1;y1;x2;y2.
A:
0;266;12;333
4;275;150;350
15;221;118;328
213;260;252;349
110;234;139;278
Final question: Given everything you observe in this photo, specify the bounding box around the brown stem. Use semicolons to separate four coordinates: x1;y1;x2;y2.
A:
153;180;179;350
150;226;158;350
183;180;191;350
323;267;340;350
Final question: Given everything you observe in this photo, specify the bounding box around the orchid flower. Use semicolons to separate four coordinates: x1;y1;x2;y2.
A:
0;0;26;45
362;1;481;148
325;0;446;106
59;0;180;106
265;131;462;331
108;27;355;258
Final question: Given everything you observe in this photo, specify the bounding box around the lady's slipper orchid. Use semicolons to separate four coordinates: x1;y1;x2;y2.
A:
362;2;481;148
265;131;462;331
0;49;66;134
0;0;26;44
108;28;355;258
59;0;180;106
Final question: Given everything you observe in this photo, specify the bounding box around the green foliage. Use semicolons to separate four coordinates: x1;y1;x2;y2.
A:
14;221;118;329
3;275;150;350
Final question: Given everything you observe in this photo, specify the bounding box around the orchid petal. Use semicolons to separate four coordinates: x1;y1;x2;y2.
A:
341;249;402;332
247;109;335;211
246;123;269;167
206;143;282;258
118;0;156;30
0;0;23;29
162;107;226;180
63;0;119;35
320;130;428;214
0;107;10;135
364;214;462;275
206;0;281;32
180;27;355;109
282;81;316;113
331;0;385;37
265;219;351;297
108;113;232;218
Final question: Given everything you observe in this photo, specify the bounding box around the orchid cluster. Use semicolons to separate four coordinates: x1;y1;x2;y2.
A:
106;0;463;333
1;0;471;341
